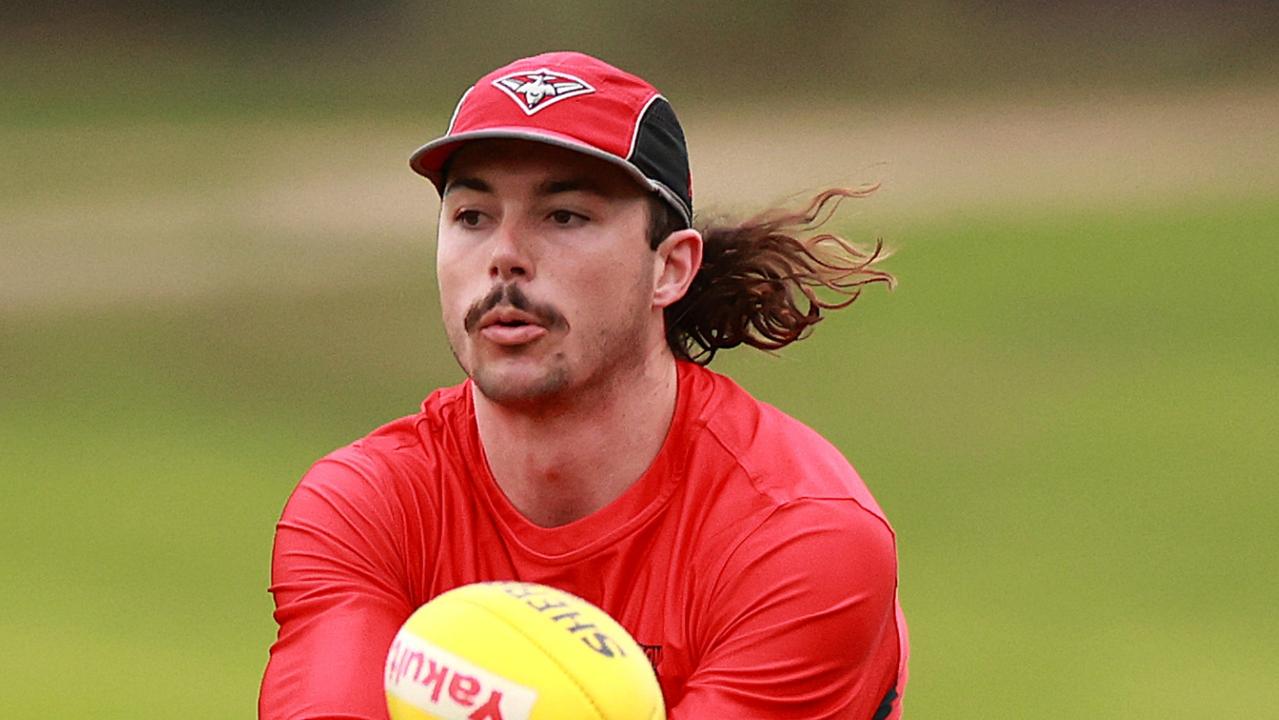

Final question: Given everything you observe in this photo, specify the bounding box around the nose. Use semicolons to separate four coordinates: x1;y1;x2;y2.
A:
488;219;533;282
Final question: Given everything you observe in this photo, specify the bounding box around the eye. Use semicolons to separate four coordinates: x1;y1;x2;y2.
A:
455;209;485;227
549;209;587;226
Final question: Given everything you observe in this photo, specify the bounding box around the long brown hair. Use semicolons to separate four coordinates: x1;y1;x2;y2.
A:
652;187;895;364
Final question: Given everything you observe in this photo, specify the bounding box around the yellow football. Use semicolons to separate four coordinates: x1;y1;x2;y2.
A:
385;581;665;720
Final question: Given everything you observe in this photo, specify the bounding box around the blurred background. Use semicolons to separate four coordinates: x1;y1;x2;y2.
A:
2;1;1277;717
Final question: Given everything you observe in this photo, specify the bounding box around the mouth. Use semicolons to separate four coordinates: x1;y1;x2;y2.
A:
476;308;549;347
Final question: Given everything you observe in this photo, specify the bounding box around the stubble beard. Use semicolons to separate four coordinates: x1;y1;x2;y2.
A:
451;281;653;413
471;355;571;408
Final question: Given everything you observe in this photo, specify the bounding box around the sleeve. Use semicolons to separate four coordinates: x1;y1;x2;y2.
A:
259;457;420;720
671;498;904;720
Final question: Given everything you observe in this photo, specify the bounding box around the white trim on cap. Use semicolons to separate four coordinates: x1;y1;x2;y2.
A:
625;92;663;161
445;86;474;134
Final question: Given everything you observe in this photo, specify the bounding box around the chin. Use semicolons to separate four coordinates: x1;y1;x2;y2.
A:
471;359;571;407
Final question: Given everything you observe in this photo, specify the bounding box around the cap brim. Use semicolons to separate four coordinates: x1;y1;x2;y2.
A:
408;128;691;226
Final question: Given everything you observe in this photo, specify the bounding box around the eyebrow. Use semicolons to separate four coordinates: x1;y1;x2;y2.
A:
442;176;491;196
536;177;611;197
443;175;614;198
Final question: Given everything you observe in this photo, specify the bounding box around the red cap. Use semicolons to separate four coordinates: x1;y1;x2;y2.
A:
410;51;693;226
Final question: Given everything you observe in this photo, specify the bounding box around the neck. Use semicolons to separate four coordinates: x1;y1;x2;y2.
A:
473;350;679;528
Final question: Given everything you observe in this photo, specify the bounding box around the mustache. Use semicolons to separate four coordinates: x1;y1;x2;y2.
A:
463;284;568;333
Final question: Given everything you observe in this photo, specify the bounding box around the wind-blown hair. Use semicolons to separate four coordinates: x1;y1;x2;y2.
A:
651;187;895;365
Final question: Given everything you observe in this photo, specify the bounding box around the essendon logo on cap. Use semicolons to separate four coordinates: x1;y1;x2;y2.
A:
491;69;595;115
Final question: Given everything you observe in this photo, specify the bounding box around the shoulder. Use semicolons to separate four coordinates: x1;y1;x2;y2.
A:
682;362;889;520
730;497;897;585
272;382;474;591
674;364;899;606
282;380;473;526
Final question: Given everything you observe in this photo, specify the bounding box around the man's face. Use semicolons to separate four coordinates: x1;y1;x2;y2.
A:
436;139;659;408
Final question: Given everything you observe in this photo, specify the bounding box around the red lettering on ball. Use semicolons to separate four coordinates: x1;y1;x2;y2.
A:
468;690;507;720
449;672;481;706
420;659;448;702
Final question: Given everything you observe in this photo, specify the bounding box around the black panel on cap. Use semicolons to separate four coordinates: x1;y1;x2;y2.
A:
629;97;693;226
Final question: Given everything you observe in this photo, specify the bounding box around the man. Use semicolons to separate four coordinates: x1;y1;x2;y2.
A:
261;51;907;719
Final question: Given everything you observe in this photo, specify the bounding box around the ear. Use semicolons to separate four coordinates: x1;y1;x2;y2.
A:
651;228;703;310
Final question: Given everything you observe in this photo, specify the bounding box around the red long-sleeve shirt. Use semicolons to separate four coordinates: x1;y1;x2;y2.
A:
261;361;908;719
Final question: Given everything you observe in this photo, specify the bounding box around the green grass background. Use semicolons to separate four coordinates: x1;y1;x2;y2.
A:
4;7;1279;716
7;190;1276;716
